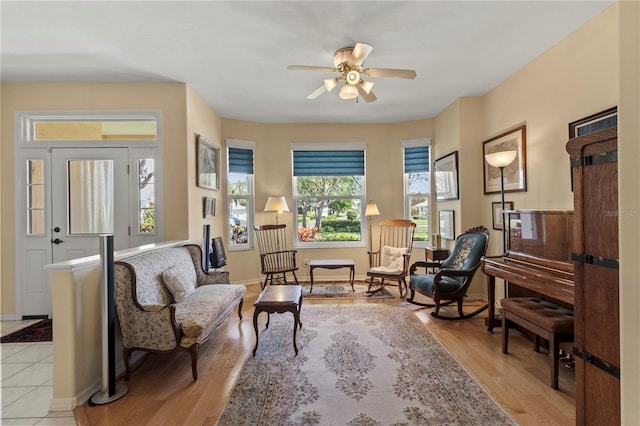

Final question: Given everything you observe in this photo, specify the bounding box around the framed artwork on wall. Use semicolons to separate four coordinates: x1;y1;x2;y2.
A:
434;151;459;201
197;134;219;190
569;106;617;138
203;197;215;218
492;201;513;230
439;210;455;240
483;125;527;194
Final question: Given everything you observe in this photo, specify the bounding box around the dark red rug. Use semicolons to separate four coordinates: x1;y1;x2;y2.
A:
1;319;52;343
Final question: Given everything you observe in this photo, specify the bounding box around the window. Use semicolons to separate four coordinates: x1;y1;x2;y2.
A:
226;140;255;250
402;139;431;246
292;143;366;248
137;158;156;233
26;160;45;235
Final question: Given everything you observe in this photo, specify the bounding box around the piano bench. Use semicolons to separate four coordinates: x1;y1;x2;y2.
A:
501;297;574;390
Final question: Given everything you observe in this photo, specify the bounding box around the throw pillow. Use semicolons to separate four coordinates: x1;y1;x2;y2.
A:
380;245;408;271
161;266;196;303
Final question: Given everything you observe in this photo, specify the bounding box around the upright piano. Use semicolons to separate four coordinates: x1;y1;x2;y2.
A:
481;209;574;331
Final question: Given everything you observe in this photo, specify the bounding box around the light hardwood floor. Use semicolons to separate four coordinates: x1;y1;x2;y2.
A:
75;283;575;425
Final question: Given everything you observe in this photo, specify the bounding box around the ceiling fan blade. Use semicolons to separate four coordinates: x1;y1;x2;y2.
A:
357;85;377;103
363;68;417;79
306;85;328;99
288;65;337;72
347;43;373;67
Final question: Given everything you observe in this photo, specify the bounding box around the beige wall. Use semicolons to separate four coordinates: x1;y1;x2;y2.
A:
618;1;640;422
221;119;436;285
480;4;618;302
0;83;190;315
185;86;224;243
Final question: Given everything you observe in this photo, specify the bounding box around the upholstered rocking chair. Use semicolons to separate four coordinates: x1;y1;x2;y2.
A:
254;224;299;289
367;219;416;298
407;226;489;320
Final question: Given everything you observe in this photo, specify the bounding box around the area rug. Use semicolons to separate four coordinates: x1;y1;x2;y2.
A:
218;304;514;425
301;281;396;299
0;319;52;343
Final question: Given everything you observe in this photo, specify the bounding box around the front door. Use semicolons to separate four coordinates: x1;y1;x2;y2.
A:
50;148;130;263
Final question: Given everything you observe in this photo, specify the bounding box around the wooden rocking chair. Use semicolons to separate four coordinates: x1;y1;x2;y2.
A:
254;224;299;289
407;226;489;320
366;219;416;298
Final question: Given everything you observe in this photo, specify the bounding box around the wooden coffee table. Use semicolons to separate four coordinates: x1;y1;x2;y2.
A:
252;285;303;356
309;259;355;293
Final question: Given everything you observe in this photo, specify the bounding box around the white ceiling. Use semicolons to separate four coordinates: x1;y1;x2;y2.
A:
1;1;613;124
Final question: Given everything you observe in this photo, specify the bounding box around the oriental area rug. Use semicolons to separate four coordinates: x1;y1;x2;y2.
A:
217;304;514;425
0;319;52;343
301;281;395;299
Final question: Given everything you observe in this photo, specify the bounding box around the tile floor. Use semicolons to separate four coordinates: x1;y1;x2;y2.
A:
1;320;76;425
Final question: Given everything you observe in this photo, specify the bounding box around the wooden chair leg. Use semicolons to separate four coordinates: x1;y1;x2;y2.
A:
189;344;199;382
123;347;132;380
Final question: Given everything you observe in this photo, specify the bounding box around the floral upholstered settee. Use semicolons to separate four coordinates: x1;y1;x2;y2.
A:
114;244;245;381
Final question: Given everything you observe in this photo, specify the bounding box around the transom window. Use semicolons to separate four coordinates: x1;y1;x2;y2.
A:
292;143;366;248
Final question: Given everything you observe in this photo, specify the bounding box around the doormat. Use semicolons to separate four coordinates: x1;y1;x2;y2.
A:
1;319;52;343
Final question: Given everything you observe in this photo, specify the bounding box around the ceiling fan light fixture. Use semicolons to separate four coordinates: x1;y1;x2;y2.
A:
333;47;353;67
360;80;374;94
346;70;360;85
324;78;339;92
339;83;358;100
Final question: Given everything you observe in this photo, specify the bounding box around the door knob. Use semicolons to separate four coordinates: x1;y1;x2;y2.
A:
53;227;61;233
51;238;64;245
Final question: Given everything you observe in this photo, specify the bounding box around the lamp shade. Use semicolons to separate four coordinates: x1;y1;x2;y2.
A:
324;78;339;92
485;151;517;168
339;83;358;100
365;202;380;217
264;196;289;213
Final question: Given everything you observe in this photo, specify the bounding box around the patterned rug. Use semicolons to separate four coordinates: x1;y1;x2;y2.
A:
1;319;52;343
301;281;396;299
218;304;514;425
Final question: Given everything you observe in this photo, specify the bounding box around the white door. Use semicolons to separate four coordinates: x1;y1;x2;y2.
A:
50;148;130;263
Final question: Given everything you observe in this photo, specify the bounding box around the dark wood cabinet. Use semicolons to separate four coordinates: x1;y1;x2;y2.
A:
566;127;620;425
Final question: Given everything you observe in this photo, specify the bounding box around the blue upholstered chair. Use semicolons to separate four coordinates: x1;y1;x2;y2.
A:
408;226;489;320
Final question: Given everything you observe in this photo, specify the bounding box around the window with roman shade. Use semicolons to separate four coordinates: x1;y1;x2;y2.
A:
291;143;366;248
402;139;431;246
226;139;255;250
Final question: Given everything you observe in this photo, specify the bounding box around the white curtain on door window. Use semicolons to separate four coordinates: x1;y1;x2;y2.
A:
69;159;114;234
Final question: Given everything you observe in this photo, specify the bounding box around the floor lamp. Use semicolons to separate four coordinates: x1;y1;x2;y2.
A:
264;196;289;225
365;200;380;253
484;151;517;297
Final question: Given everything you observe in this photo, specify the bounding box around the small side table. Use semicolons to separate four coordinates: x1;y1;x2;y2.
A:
309;259;355;293
252;285;303;356
424;247;450;273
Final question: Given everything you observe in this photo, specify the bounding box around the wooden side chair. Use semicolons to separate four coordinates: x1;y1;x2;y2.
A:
407;226;489;319
366;219;416;298
254;224;299;289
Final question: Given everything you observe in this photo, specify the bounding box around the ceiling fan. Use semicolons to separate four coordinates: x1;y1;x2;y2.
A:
287;42;416;103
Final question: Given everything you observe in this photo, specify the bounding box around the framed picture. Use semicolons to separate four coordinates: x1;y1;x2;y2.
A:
434;151;459;201
569;106;617;138
492;201;513;230
439;210;455;240
197;134;219;190
483;125;527;194
203;197;215;218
